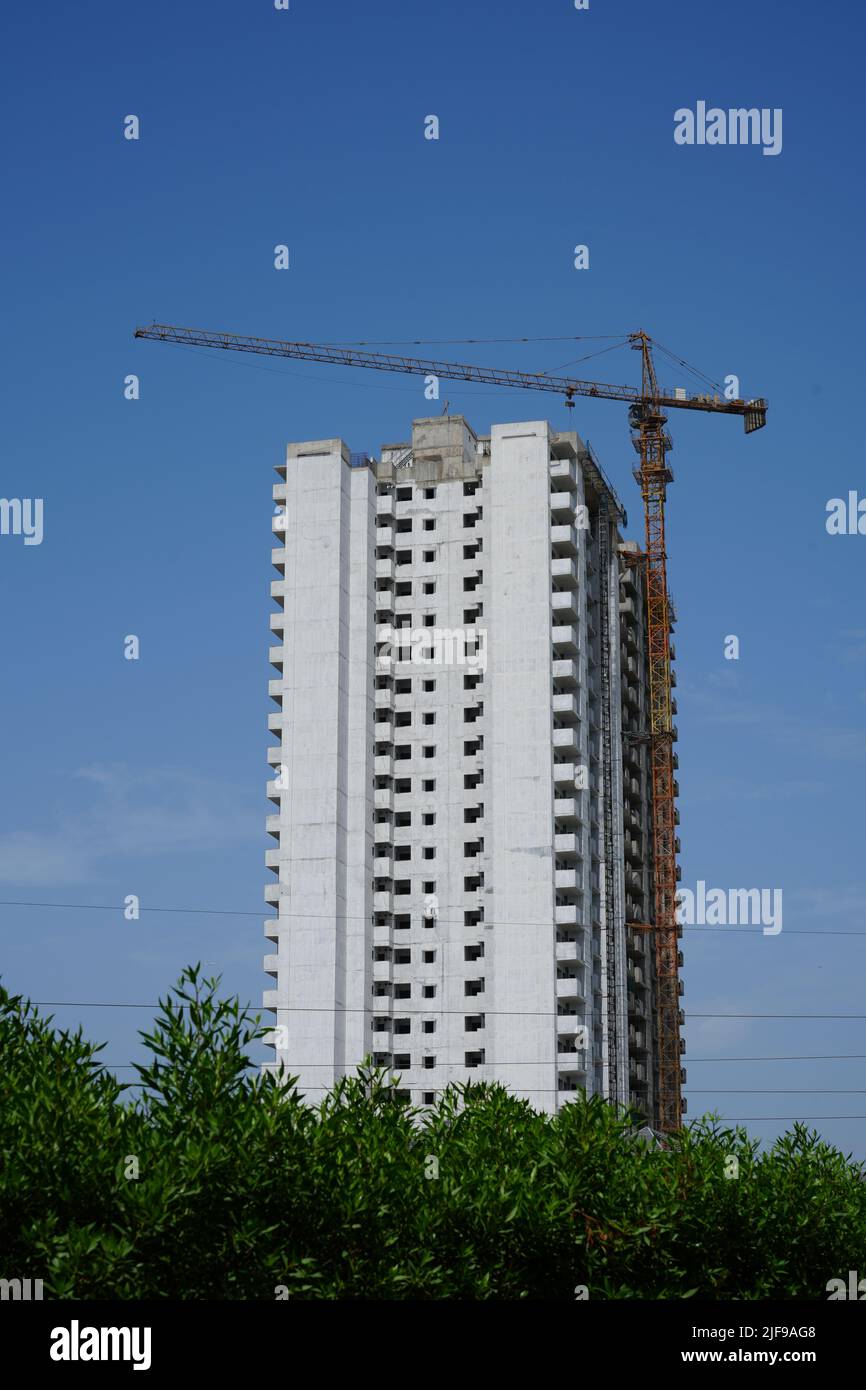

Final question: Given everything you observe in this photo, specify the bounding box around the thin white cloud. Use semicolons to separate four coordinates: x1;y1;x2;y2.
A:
682;677;866;759
0;764;255;886
835;629;866;664
787;886;866;921
687;776;823;803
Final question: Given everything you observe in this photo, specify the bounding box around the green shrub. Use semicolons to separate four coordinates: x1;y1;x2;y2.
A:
1;966;864;1299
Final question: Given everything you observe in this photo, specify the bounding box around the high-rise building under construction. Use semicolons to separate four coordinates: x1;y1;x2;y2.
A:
263;414;680;1123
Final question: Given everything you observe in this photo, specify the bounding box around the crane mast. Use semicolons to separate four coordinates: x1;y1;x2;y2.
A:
134;321;767;1132
630;333;682;1129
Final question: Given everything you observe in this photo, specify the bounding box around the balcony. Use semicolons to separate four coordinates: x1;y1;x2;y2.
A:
376;493;394;516
553;762;576;786
556;939;580;964
375;594;395;621
553;796;578;822
374;890;393;912
549;457;577;488
551;524;577;555
552;625;578;654
554;833;579;859
373;856;393;877
556;1054;586;1075
376;525;394;547
556;975;582;1000
554;562;579;598
556;1014;585;1036
551;591;578;624
627;958;647;987
555;905;578;926
553;727;578;755
552;693;579;722
376;558;394;582
552;658;578;688
268;646;284;672
555;869;579;891
550;492;576;521
374;754;393;777
374;788;393;811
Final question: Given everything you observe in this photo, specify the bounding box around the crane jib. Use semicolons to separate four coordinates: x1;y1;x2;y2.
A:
133;325;767;428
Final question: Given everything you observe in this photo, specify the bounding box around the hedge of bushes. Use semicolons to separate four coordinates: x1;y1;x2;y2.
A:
1;966;864;1299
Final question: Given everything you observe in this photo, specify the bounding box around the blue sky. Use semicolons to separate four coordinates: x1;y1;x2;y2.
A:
2;0;865;1153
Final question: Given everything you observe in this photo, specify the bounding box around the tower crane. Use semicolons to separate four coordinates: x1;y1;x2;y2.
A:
134;321;767;1132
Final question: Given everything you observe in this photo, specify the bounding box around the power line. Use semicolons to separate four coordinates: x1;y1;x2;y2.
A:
689;1014;866;1020
79;1064;866;1089
687;1054;866;1062
56;1069;866;1113
0;899;259;918
79;1081;866;1116
63;1053;866;1068
0;897;864;937
20;1001;866;1019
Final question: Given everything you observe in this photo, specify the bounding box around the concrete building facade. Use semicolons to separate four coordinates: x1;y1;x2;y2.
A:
264;414;668;1120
